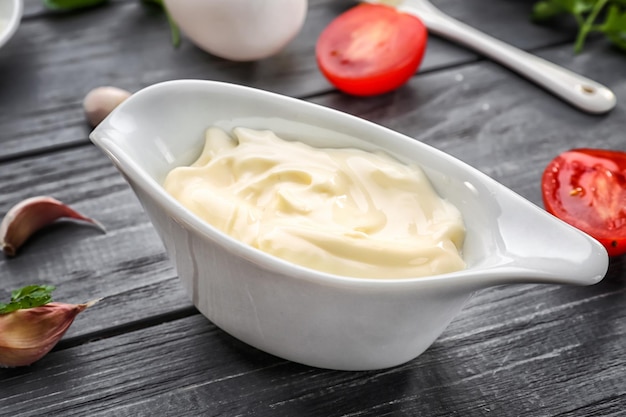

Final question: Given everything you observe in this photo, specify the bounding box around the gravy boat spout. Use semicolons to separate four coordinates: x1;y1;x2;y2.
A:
461;186;608;289
90;80;608;371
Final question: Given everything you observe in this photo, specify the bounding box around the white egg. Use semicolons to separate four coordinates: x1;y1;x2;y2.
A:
163;0;308;61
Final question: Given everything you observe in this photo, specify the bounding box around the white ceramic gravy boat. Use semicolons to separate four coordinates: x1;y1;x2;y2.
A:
90;80;608;370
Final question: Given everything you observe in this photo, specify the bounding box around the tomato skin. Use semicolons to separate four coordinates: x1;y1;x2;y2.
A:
315;4;427;96
541;148;626;256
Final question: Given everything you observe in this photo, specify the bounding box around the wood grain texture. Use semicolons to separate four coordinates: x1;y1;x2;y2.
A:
1;40;623;341
0;274;624;416
0;58;624;414
0;145;189;338
311;40;625;207
1;1;625;416
2;0;578;161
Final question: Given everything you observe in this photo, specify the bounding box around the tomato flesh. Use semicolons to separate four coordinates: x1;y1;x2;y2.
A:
316;4;427;96
541;148;626;256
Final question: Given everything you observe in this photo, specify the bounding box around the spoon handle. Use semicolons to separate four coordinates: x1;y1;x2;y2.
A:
398;2;616;114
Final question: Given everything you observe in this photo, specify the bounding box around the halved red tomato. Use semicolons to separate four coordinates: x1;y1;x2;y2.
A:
316;3;427;96
542;148;626;256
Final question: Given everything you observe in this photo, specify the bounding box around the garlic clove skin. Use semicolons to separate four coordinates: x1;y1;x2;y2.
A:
0;300;99;367
83;86;131;127
0;196;106;257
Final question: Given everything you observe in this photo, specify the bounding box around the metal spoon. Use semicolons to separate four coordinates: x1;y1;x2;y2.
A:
366;0;616;114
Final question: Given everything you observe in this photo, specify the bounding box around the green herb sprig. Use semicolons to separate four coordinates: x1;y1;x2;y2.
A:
43;0;108;11
0;285;56;314
532;0;626;53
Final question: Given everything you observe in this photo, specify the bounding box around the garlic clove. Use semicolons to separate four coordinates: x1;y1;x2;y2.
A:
83;86;132;127
0;299;99;367
0;196;106;257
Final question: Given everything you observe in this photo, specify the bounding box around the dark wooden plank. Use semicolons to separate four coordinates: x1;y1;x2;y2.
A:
0;46;623;415
0;0;343;159
0;145;559;341
0;145;189;338
309;39;626;205
1;1;624;415
1;37;624;338
0;270;624;416
1;0;581;160
436;0;579;45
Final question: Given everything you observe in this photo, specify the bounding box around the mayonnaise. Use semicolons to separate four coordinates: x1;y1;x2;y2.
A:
164;127;466;279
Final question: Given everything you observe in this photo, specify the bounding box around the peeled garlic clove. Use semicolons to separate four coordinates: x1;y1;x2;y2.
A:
0;300;99;367
83;86;131;127
0;196;106;257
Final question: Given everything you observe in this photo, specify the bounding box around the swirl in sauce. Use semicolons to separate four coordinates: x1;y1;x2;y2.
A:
164;127;466;279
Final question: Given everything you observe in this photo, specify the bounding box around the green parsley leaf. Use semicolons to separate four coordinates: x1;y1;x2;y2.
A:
0;285;56;314
42;0;108;10
532;1;570;21
601;5;626;48
532;0;596;22
532;0;626;53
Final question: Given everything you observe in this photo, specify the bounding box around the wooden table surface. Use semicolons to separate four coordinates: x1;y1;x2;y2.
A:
1;0;625;415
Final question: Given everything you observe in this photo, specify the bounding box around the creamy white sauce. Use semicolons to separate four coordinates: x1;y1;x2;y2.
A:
164;127;466;279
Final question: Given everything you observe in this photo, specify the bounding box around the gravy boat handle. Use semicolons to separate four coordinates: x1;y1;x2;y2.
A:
472;191;609;289
383;0;617;114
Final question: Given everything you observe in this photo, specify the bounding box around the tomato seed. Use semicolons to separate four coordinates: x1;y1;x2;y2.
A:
569;187;584;196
